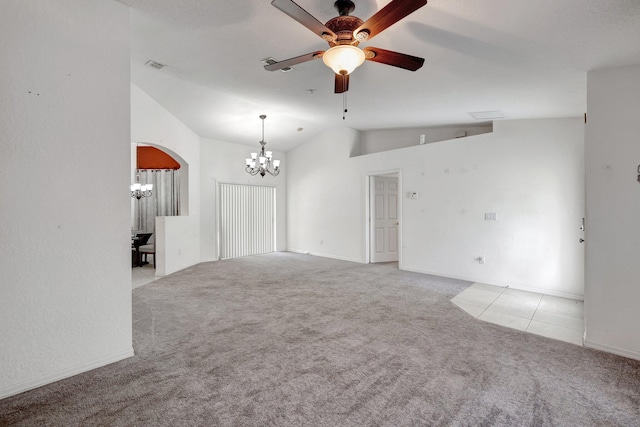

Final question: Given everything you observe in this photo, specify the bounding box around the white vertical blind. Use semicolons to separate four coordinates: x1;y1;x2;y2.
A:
134;169;180;233
219;183;276;259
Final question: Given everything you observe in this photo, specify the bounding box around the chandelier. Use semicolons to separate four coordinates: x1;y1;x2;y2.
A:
131;145;153;199
245;115;280;177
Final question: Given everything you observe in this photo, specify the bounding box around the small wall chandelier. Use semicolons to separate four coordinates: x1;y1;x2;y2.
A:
131;172;153;199
245;115;280;177
131;145;153;199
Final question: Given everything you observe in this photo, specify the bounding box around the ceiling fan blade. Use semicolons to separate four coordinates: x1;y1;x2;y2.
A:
271;0;337;42
335;73;350;93
354;0;427;41
363;47;424;71
264;51;325;71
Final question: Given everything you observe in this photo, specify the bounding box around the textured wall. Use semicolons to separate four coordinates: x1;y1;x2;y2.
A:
0;0;132;398
585;64;640;361
287;119;585;299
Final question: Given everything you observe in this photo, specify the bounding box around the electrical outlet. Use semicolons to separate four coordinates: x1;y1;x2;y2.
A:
478;256;485;264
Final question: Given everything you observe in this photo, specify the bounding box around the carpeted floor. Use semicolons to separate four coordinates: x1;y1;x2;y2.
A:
1;252;639;426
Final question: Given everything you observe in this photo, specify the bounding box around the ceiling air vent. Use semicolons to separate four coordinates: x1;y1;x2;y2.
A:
145;60;166;70
262;57;292;72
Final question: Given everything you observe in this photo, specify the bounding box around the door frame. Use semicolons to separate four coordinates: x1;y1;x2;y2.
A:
364;169;403;267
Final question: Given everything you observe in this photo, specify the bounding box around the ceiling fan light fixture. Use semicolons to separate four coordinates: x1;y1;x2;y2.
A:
322;45;365;75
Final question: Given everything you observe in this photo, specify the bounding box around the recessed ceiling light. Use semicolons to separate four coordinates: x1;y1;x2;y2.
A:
468;110;504;120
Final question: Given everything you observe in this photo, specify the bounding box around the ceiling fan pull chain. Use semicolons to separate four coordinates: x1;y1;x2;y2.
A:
343;90;348;120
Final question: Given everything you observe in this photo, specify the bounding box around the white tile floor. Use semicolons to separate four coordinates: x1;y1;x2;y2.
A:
132;258;158;289
451;283;584;346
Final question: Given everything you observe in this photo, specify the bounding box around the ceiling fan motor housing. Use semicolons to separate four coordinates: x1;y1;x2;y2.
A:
334;0;356;15
325;15;364;46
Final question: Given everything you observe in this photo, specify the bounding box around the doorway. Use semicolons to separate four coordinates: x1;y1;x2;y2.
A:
367;172;401;264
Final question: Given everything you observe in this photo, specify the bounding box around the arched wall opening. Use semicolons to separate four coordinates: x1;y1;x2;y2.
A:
131;142;194;277
131;142;190;217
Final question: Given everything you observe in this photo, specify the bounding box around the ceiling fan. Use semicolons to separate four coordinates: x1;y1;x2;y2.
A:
265;0;427;93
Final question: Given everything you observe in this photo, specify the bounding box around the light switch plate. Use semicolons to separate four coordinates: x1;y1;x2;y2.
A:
484;212;497;221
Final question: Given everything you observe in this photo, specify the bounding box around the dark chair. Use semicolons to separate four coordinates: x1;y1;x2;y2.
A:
139;244;155;268
132;233;153;267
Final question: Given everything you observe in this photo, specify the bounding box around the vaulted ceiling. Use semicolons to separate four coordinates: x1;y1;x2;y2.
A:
117;0;640;151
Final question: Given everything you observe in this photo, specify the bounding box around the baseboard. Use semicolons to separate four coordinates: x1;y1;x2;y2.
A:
584;339;640;362
288;249;364;264
400;266;584;301
160;260;200;277
504;283;584;301
0;347;134;400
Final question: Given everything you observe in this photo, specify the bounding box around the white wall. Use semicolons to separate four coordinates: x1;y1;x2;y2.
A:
0;0;132;398
287;128;365;262
155;216;201;276
356;124;493;156
131;84;201;274
200;138;287;261
288;119;585;298
585;64;640;360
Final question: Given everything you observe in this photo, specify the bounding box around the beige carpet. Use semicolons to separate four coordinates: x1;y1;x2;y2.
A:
1;252;639;426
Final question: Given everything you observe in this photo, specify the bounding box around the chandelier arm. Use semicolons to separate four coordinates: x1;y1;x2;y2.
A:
246;166;261;176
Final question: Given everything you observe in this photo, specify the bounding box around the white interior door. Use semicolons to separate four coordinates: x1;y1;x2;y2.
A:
371;175;399;263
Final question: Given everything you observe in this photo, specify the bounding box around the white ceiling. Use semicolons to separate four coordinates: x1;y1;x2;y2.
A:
117;0;640;151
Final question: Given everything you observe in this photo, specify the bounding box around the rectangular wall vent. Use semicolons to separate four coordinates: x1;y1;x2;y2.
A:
145;60;166;70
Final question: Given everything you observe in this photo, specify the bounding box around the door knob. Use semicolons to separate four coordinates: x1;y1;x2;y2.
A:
579;238;585;243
